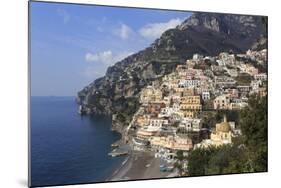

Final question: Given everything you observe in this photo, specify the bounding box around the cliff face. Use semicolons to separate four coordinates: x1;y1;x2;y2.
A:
77;12;267;124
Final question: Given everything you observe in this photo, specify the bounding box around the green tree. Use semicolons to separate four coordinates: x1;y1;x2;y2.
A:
187;147;214;176
240;94;268;172
236;73;253;85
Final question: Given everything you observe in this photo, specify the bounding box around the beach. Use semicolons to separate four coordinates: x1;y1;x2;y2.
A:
108;150;178;181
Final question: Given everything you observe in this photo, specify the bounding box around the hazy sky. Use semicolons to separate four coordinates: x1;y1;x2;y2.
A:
30;2;191;96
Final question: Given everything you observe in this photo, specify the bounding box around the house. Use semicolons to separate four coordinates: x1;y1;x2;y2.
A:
215;76;236;87
251;80;262;91
177;110;195;118
149;118;169;127
180;104;202;111
179;118;202;132
202;91;210;101
169;113;182;123
229;99;248;110
158;107;174;118
178;79;201;88
140;86;163;104
144;102;166;114
247;66;259;76
150;135;193;151
219;52;236;66
136;126;160;139
213;94;230;110
180;96;202;111
211;65;224;72
238;63;259;76
237;85;251;94
135;115;150;127
258;87;267;97
254;73;267;81
173;87;194;96
193;53;204;61
246;49;267;64
223;88;239;98
180;96;201;104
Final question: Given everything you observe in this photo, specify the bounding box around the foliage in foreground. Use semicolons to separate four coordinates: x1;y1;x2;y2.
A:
187;94;267;176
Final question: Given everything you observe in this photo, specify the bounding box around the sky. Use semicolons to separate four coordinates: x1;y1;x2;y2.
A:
30;2;192;96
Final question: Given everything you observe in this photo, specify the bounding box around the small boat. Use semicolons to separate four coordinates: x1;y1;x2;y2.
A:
78;105;86;115
111;143;119;148
108;152;128;157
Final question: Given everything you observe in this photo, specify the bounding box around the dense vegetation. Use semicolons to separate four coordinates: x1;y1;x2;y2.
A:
236;73;253;85
185;94;267;176
115;97;140;124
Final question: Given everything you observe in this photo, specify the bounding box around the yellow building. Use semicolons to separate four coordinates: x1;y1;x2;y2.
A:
177;110;195;118
213;94;230;110
150;135;193;151
136;126;159;139
174;87;194;96
180;96;202;111
258;87;267;97
182;88;195;96
140;86;163;104
135;115;150;127
180;104;202;111
195;116;233;149
181;96;201;104
210;116;232;146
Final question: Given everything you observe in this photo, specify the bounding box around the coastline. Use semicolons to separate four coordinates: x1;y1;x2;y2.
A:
107;150;178;182
108;116;178;182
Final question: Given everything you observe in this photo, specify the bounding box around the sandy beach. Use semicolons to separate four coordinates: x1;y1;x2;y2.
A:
108;150;178;182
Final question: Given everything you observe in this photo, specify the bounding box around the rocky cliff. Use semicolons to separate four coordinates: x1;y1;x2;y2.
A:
77;12;267;129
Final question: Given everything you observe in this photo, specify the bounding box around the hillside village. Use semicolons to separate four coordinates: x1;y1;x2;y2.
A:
120;49;267;173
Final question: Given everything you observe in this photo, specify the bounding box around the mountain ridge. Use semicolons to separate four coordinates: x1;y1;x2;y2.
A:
77;12;267;123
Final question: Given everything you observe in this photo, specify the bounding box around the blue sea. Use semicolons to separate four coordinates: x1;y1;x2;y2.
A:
30;96;125;187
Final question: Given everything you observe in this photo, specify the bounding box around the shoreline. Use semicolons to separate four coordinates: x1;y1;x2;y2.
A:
108;120;178;181
107;150;178;182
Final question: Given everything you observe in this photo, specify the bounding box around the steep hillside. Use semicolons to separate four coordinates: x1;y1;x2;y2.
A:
77;12;267;126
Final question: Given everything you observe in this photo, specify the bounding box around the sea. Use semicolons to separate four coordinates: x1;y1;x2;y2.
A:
30;96;125;187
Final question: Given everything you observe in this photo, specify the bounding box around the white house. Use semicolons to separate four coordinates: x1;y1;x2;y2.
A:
178;79;201;88
254;73;267;81
202;91;210;101
149;118;169;127
179;118;202;132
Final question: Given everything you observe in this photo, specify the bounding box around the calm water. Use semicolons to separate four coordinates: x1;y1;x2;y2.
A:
30;96;124;187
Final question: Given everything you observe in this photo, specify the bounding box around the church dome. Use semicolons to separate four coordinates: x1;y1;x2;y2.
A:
216;115;231;133
216;122;231;132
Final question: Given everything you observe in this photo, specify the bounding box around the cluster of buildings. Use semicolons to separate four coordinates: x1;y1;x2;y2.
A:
127;49;267;163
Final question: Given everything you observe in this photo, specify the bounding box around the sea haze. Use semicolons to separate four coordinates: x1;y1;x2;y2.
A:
30;96;124;187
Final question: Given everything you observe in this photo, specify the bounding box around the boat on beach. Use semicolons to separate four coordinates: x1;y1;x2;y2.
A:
108;144;130;157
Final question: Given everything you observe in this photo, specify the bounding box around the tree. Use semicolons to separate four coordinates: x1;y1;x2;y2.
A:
236;73;253;85
174;150;185;175
187;147;214;176
240;94;268;172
